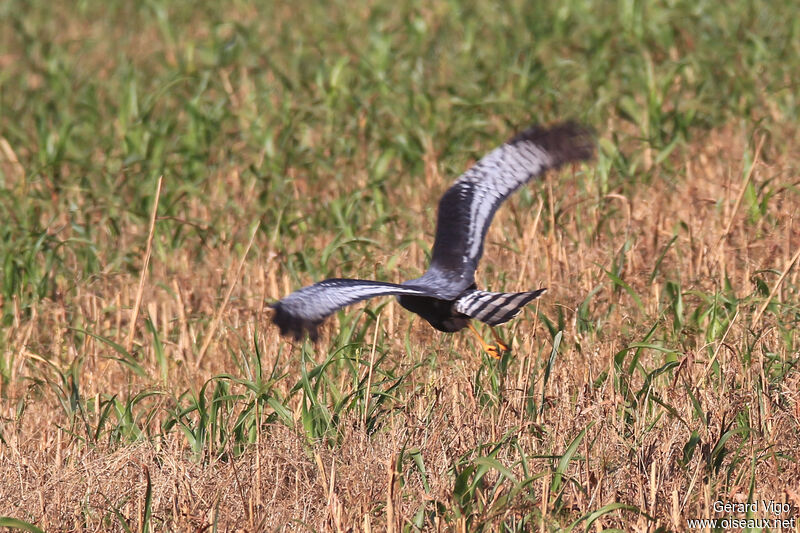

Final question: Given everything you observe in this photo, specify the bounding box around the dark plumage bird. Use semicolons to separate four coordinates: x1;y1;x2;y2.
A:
271;121;594;354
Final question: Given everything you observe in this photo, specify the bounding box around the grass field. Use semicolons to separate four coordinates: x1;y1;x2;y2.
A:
1;0;799;531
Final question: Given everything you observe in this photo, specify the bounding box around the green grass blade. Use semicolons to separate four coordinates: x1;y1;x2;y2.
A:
0;518;45;533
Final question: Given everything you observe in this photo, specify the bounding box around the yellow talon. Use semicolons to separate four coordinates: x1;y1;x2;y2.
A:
468;323;506;358
485;344;502;359
489;326;510;353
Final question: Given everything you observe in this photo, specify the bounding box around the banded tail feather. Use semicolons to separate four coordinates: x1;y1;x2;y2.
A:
454;288;546;326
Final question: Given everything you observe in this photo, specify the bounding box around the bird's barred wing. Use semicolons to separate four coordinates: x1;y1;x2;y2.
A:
454;288;546;326
417;122;593;298
271;279;436;340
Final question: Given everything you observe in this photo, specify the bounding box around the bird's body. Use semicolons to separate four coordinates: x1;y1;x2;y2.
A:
271;121;593;345
396;291;471;333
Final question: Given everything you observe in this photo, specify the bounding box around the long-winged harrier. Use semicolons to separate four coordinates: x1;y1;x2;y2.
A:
271;121;594;356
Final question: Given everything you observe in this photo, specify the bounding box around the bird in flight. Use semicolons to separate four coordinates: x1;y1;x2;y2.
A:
271;121;594;357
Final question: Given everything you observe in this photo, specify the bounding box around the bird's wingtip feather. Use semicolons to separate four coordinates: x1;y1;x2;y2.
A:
509;121;595;166
270;300;322;341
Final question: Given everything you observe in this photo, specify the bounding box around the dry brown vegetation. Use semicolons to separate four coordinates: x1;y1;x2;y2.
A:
2;1;800;531
2;122;799;531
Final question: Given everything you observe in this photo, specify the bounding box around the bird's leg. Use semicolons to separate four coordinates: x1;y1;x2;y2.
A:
489;326;510;353
467;322;501;359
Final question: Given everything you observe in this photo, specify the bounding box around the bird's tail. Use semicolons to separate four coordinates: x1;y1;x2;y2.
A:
454;288;546;326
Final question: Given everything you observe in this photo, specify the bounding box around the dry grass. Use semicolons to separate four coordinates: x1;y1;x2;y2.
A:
2;1;800;530
2;121;799;531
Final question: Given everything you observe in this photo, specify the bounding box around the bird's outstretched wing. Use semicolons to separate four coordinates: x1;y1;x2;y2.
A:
454;288;546;326
271;279;437;340
411;122;594;299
